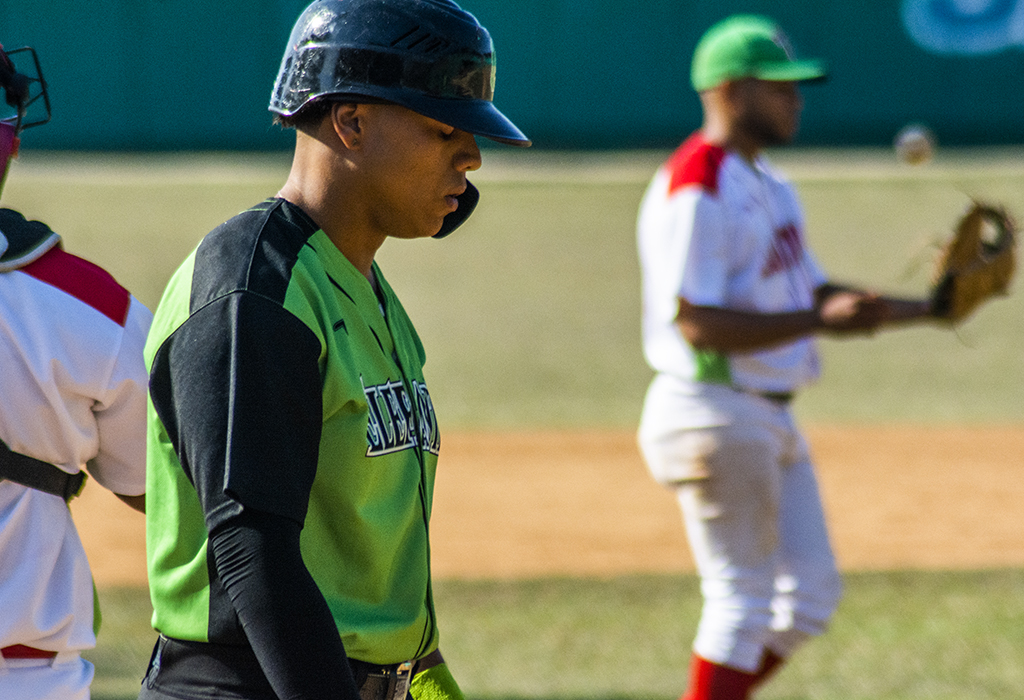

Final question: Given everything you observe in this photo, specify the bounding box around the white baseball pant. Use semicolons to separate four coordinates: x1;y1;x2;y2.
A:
638;377;842;673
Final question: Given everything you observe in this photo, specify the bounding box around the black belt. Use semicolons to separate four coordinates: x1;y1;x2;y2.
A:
141;637;444;700
0;438;86;502
350;649;444;700
758;391;794;405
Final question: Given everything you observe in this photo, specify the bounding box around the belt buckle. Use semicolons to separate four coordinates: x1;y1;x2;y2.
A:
392;660;414;700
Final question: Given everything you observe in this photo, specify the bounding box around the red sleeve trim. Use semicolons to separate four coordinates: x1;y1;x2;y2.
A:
666;133;728;197
20;247;131;327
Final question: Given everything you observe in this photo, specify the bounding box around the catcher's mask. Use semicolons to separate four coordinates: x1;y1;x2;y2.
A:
0;44;51;199
270;0;530;237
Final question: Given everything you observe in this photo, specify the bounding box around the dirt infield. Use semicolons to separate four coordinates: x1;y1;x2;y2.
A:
72;426;1024;587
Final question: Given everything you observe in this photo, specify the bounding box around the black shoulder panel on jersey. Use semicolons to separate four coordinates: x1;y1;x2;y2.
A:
189;199;320;312
0;207;61;272
150;197;326;533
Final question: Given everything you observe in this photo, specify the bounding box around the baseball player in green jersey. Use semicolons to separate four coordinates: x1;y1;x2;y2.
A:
138;2;529;699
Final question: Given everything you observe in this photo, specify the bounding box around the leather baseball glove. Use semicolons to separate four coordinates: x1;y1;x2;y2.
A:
931;201;1016;323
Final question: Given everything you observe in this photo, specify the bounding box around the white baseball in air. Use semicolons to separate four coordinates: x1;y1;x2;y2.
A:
894;124;935;165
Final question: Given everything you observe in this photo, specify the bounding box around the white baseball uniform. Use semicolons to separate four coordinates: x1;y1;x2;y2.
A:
0;218;151;700
636;134;842;673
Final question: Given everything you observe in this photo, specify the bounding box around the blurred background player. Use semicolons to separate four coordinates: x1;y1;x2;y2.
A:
0;42;152;700
636;15;937;700
138;1;529;699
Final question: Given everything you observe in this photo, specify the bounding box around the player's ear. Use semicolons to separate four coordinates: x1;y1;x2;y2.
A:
330;102;363;150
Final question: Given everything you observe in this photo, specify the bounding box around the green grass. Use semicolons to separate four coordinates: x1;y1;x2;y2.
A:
440;571;1024;700
88;570;1024;700
5;147;1024;428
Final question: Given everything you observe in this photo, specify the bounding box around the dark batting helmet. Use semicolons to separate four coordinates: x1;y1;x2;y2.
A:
269;0;530;147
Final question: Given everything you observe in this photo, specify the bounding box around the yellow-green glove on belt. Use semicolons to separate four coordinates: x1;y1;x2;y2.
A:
410;663;465;700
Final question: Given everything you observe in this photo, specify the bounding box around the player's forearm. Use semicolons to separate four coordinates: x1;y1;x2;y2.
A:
819;285;932;327
675;299;822;353
879;297;934;325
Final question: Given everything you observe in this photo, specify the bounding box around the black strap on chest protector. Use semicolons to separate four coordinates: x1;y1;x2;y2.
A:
0;438;86;501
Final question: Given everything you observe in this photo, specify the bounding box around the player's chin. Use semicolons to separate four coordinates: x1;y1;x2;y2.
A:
410;197;461;238
393;216;447;240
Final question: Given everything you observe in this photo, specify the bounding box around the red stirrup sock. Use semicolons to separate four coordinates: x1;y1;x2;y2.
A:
681;654;758;700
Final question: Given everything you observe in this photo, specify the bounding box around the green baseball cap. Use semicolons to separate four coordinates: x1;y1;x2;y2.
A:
691;15;827;92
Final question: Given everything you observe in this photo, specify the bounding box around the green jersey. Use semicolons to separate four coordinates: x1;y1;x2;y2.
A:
145;199;441;664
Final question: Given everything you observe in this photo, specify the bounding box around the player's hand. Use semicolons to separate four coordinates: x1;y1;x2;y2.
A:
816;290;889;334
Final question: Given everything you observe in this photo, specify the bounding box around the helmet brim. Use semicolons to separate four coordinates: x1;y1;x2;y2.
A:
753;59;828;84
401;93;531;147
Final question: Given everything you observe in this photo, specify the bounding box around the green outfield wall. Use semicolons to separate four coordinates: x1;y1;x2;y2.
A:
1;0;1022;150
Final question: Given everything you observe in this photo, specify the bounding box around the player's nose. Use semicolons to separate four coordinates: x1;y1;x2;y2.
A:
455;131;482;172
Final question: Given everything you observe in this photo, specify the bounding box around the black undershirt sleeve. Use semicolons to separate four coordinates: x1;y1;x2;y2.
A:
209;508;361;700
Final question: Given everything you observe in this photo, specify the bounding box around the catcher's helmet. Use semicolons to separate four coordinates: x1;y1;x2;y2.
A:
0;43;51;199
269;0;530;147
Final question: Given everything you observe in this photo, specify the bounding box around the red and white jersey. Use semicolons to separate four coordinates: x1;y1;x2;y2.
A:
0;236;152;653
638;133;827;395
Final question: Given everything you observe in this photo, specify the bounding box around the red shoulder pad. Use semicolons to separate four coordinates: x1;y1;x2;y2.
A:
20;247;131;326
666;134;727;197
